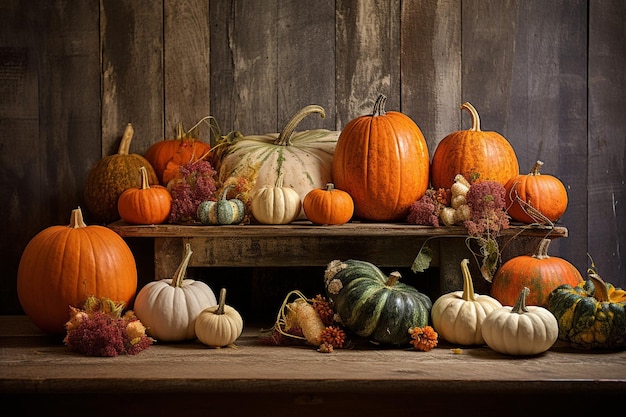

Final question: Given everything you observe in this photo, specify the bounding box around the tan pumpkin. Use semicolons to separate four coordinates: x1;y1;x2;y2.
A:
84;123;159;224
250;174;302;224
331;94;430;221
218;105;339;219
430;102;519;190
133;243;217;342
195;288;244;347
17;207;137;334
431;259;502;345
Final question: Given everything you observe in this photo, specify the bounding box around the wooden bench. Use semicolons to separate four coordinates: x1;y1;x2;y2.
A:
108;221;568;295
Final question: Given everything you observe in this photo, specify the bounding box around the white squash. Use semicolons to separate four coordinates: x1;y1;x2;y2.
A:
250;174;302;224
481;287;559;355
195;288;244;347
431;259;502;345
133;243;217;342
218;105;339;219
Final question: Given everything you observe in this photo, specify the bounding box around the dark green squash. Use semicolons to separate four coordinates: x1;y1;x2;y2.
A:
324;259;432;346
197;185;245;225
548;270;626;349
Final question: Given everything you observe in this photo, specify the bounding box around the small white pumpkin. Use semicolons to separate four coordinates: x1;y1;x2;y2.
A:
195;288;244;347
481;286;559;355
250;174;302;224
431;259;502;345
133;243;217;342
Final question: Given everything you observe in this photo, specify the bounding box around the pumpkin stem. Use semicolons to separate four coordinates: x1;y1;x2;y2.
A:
372;94;387;116
461;102;481;132
215;288;227;315
588;272;609;303
118;123;134;155
275;105;326;146
175;121;185;140
138;166;151;190
530;160;544;175
171;243;193;288
386;271;401;287
220;184;236;201
69;207;88;228
511;286;530;314
533;238;552;260
460;259;477;301
325;183;335;192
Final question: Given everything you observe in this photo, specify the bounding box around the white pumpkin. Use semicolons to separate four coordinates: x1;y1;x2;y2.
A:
133;243;217;342
250;174;302;224
481;287;559;355
195;288;244;348
218;105;339;219
431;259;502;345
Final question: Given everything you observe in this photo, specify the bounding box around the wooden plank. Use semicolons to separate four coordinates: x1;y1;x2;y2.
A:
100;0;164;155
163;0;213;143
335;0;401;127
461;0;589;273
276;1;336;131
588;0;626;288
402;0;461;150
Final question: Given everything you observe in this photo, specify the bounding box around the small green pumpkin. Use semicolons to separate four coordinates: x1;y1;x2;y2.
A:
197;185;245;225
324;259;432;346
548;270;626;349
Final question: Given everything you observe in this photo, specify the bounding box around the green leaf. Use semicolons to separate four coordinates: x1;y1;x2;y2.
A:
411;247;433;273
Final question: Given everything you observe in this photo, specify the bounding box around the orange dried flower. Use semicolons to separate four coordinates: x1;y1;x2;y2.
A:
408;326;438;352
312;294;335;326
320;326;346;348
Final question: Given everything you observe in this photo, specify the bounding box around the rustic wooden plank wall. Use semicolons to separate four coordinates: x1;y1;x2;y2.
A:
1;0;624;315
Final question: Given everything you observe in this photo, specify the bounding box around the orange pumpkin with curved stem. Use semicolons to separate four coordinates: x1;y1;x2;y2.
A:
118;166;172;225
504;160;568;224
303;183;354;225
431;102;519;190
332;94;430;222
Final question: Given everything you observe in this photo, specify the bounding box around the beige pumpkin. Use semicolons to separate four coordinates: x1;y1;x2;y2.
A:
218;105;339;219
431;259;502;345
133;243;217;342
482;287;559;355
250;174;302;224
195;288;244;348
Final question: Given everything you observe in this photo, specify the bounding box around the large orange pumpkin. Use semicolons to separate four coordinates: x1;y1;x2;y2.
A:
83;124;159;224
430;102;519;190
331;94;430;222
17;207;138;334
144;118;214;185
505;160;568;224
490;238;583;308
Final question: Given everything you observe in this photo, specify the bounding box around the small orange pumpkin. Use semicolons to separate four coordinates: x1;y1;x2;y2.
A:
303;183;354;225
491;238;583;308
144;118;214;185
332;94;430;222
505;160;568;224
17;207;138;334
118;166;173;225
430;102;519;190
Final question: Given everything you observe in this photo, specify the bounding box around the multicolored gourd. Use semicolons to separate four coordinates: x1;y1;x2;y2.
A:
331;94;430;221
303;183;354;225
17;207;137;334
324;259;432;346
197;185;245;225
548;269;626;349
431;259;502;345
482;287;559;355
430;102;519;190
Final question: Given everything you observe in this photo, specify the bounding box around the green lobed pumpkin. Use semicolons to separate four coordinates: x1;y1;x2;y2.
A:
324;259;432;346
548;270;626;349
197;185;245;225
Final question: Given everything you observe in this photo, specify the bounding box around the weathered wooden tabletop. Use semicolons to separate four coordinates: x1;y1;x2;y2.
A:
1;316;624;417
